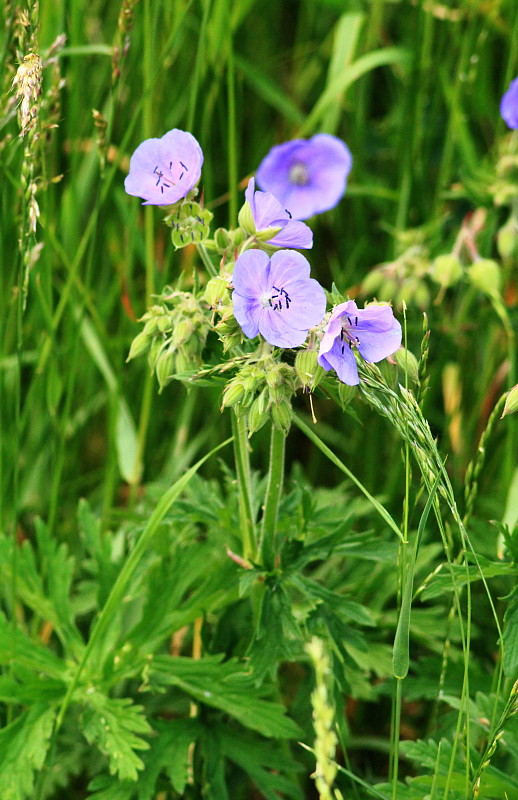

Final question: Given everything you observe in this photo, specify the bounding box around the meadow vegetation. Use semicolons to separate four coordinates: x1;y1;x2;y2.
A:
1;0;518;798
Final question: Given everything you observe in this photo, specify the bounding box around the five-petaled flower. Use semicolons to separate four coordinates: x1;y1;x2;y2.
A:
500;77;518;130
124;128;204;205
256;133;352;220
232;249;326;348
241;178;313;249
318;300;401;385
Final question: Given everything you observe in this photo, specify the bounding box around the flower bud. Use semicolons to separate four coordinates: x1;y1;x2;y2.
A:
171;318;194;347
156;314;172;333
126;330;150;362
270;398;293;434
147;338;163;370
204;276;230;307
392;347;419;384
214;227;232;250
467;259;502;299
295;349;325;390
237;200;255;235
155;348;175;390
430;254;463;287
221;380;245;409
501;384;518;419
247;390;270;435
497;220;517;260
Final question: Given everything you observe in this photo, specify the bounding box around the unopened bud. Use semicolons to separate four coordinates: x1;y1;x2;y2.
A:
467;259;502;299
155;348;175;390
221;380;245;409
295;349;325;390
204;276;230;307
430;254;463;287
214;227;232;250
237;200;255;235
126;330;150;361
248;390;270;435
172;318;194;347
497;220;517;260
270;399;293;434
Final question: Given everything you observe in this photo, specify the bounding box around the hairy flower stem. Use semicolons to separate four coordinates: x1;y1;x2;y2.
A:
197;241;218;277
231;412;255;560
259;423;286;569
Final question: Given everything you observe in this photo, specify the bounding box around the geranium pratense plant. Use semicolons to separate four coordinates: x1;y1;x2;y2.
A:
232;249;326;348
500;77;518;129
124;128;204;205
318;300;402;385
256;133;352;220
239;177;313;249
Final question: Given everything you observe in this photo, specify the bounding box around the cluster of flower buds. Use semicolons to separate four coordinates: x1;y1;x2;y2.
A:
127;291;211;390
221;354;298;435
361;243;431;310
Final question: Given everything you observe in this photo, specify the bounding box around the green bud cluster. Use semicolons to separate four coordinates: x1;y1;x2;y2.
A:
164;200;213;249
491;151;518;207
361;245;431;309
127;291;210;391
221;356;298;435
429;254;463;288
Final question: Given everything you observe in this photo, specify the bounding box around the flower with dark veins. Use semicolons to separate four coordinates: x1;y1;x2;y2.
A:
241;178;313;249
256;133;352;220
124;128;203;205
232;249;326;348
500;77;518;129
318;300;402;385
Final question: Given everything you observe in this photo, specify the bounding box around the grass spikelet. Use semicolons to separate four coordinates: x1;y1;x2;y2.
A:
306;637;339;800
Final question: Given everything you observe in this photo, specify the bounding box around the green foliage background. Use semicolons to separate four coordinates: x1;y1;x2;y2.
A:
1;0;518;798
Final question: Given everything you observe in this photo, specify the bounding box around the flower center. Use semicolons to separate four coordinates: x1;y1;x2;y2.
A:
288;161;309;186
152;160;189;195
260;285;291;311
340;315;360;353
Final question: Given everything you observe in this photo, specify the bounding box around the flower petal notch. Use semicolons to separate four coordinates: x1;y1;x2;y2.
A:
256;133;352;220
500;77;518;130
124;128;204;206
318;300;402;386
232;249;326;348
239;178;313;249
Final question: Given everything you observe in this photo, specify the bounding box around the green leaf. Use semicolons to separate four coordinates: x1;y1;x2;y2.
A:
149;654;301;739
503;585;518;678
0;706;56;800
0;611;67;680
220;727;304;800
87;719;201;800
299;47;410;135
81;692;152;782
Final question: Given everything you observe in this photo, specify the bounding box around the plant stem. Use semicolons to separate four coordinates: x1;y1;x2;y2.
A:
259;424;286;569
197;241;218;277
231;411;255;561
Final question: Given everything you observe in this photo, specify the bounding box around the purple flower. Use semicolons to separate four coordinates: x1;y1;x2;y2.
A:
232;249;326;348
500;77;518;129
318;300;401;385
124;128;203;205
256;133;352;220
242;178;313;249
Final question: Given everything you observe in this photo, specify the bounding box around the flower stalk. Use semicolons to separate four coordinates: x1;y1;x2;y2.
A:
259;422;286;568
